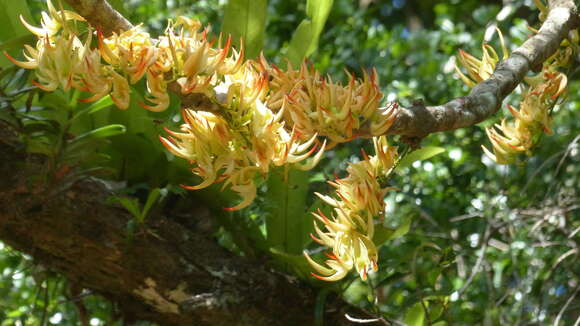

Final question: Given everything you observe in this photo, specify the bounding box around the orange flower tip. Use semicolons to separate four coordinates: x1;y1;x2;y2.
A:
221;35;232;59
309;233;323;244
180;184;206;191
360;148;369;161
337;191;350;203
311;272;327;281
3;52;20;64
223;206;241;212
31;80;50;91
324;252;337;260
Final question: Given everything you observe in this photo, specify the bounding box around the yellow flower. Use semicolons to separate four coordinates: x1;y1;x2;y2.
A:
455;28;508;87
141;71;170;112
161;63;326;210
18;0;85;39
265;60;397;147
98;26;157;84
305;136;397;281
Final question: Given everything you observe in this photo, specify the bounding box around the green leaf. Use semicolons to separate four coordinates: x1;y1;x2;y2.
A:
404;302;426;326
69;124;126;145
87;95;114;115
141;188;162;222
372;225;395;246
286;0;333;66
0;35;35;52
265;167;310;255
396;146;445;171
373;216;412;246
68;96;115;132
0;0;33;68
390;215;412;240
221;0;268;59
107;0;128;16
117;197;142;221
269;248;312;279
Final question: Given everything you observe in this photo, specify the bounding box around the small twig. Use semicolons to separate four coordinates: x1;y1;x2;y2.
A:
456;224;491;298
450;212;483;223
345;313;383;324
554;285;579;326
420;298;433;326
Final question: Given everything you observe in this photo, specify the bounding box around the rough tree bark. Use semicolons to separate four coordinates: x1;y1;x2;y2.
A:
0;138;375;326
0;0;578;325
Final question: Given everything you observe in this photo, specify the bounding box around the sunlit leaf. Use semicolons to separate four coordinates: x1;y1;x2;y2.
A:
396;146;445;171
286;0;333;66
265;167;310;255
404;302;426;326
221;0;268;59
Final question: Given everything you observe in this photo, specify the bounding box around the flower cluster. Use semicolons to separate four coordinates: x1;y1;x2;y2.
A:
483;66;567;164
454;28;508;88
304;136;397;281
7;2;399;210
454;27;574;164
160;70;326;210
263;60;398;148
6;3;243;111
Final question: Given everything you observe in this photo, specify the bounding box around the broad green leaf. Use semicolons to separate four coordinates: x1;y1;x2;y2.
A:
0;0;33;68
286;0;333;66
221;0;268;59
286;21;313;66
404;302;426;326
0;35;35;52
372;225;395;246
396;146;445;171
265;167;310;255
306;0;334;52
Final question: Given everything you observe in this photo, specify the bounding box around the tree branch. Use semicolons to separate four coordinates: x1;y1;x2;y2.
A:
0;140;376;326
64;0;133;36
387;0;578;138
62;0;578;139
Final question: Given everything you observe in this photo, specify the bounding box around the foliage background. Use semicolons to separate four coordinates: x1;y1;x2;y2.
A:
0;0;578;325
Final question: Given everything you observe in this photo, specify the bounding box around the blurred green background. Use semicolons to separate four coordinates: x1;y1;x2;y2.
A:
0;0;578;325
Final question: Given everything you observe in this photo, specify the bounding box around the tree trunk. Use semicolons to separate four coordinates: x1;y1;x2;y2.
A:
0;140;376;326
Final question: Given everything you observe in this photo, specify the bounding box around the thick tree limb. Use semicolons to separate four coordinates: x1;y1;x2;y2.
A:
387;0;578;138
0;141;376;326
2;1;576;324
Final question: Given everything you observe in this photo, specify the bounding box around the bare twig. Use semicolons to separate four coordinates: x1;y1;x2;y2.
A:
554;285;579;326
456;224;492;298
